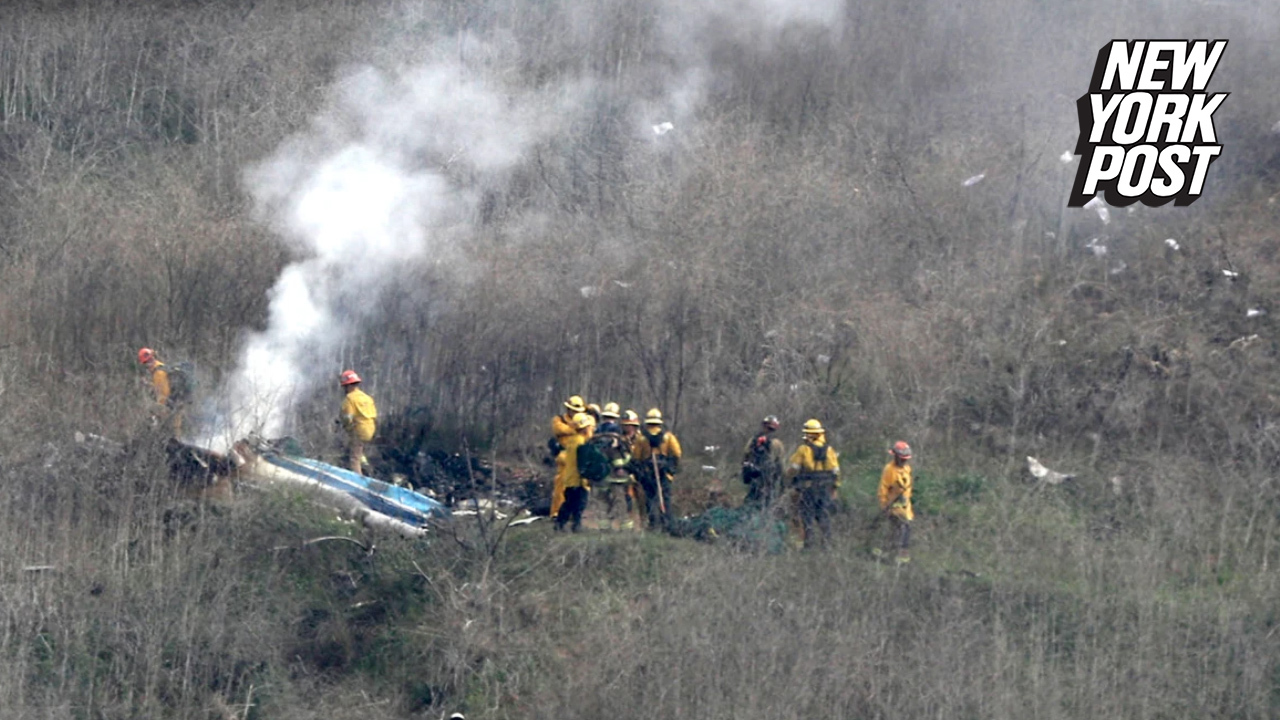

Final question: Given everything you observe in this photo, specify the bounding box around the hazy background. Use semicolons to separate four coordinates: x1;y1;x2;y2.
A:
1;0;1279;717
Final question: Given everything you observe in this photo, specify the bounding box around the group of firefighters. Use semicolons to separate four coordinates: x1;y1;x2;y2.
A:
548;395;916;560
137;351;912;559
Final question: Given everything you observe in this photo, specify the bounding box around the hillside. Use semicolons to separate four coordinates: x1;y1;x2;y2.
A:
2;0;1280;717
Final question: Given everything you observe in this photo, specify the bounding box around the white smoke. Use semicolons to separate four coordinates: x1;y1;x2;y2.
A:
644;0;844;135
197;3;844;451
200;53;564;450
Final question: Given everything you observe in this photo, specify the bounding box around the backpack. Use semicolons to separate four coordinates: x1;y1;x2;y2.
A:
743;433;773;483
810;443;829;466
576;436;613;483
167;361;197;404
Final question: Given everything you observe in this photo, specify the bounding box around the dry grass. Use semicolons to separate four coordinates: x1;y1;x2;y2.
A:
2;0;1280;717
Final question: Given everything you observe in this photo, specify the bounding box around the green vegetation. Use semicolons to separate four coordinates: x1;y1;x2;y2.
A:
2;0;1280;717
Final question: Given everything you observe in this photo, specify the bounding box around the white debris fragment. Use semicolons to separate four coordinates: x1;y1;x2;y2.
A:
1229;334;1260;350
816;354;831;365
1164;238;1180;250
652;122;674;135
703;445;720;453
579;286;598;298
1059;150;1074;163
701;465;717;473
613;280;632;289
1053;339;1068;346
1247;308;1267;318
1085;238;1107;257
1083;196;1111;224
962;173;985;187
1110;261;1127;275
1126;206;1136;214
1271;120;1280;135
1027;456;1075;485
508;516;541;527
1223;269;1240;279
1045;231;1056;239
1110;476;1124;496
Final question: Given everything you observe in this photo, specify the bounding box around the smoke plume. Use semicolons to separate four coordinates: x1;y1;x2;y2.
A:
201;51;560;449
199;2;846;451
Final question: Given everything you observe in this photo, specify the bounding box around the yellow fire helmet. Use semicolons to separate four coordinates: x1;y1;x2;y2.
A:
802;418;825;435
573;412;596;430
644;408;664;426
564;395;586;413
601;402;621;419
621;410;641;426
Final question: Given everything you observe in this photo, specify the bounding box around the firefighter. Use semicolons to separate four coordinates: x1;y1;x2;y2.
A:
551;408;591;520
598;402;623;435
876;441;914;564
593;403;634;529
630;408;682;529
550;395;586;458
138;347;170;412
786;419;840;549
138;347;182;435
338;370;378;476
620;409;644;526
585;402;603;428
742;415;786;510
620;410;641;439
555;413;595;532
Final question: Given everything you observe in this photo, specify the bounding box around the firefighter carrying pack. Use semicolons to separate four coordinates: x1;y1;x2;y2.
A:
576;435;613;484
743;433;773;484
167;361;197;405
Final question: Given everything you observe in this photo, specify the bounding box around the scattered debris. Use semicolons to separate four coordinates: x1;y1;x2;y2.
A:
1059;150;1074;163
1045;231;1056;239
22;565;56;573
1085;238;1107;257
1027;456;1075;485
1083;196;1111;224
508;516;541;527
1271;119;1280;135
962;173;985;187
1229;334;1260;350
703;445;720;453
652;122;674;135
1164;238;1180;251
1124;346;1173;378
452;509;509;519
816;353;831;365
301;536;374;553
1223;269;1240;279
1110;476;1123;496
1110;261;1127;275
579;286;598;298
1052;339;1067;346
612;280;632;289
1247;308;1266;318
701;465;717;473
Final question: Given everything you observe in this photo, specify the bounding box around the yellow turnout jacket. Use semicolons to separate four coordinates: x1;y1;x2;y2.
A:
150;363;171;408
786;439;840;487
878;462;913;521
340;388;378;442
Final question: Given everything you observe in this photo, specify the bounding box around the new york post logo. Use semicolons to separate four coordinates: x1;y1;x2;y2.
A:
1069;40;1228;207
